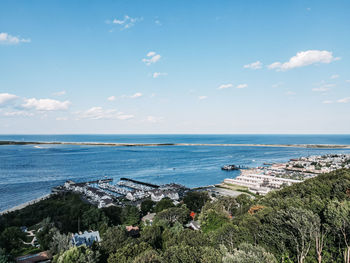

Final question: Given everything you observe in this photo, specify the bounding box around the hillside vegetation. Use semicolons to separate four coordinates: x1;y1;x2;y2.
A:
1;169;350;263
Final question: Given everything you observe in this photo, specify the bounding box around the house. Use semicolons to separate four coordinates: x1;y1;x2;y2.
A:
72;231;101;247
141;212;156;225
125;225;140;237
186;221;200;231
16;251;51;263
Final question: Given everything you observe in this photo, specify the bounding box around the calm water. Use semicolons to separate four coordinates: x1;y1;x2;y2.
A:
1;134;350;211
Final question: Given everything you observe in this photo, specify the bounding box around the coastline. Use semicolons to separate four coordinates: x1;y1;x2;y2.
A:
0;193;52;215
1;140;350;149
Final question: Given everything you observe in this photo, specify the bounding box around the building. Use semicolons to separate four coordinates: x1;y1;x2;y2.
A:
72;231;101;247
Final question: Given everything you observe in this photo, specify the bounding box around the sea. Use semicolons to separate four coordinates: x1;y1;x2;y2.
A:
1;134;350;212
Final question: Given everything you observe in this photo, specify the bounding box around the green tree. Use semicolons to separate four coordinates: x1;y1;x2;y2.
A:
100;226;129;255
325;200;350;263
154;198;174;213
183;191;210;213
49;229;72;255
55;245;100;263
269;207;320;263
222;242;277;263
122;206;141;226
0;227;25;253
141;199;155;216
154;207;189;225
102;206;123;226
199;209;230;233
108;242;152;263
162;244;222;263
132;249;163;263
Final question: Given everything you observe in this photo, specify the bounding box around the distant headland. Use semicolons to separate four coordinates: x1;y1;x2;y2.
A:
1;140;350;149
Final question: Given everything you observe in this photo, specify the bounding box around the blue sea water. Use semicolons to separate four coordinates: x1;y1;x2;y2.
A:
1;134;350;211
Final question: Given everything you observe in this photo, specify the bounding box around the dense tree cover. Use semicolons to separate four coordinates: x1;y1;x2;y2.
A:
1;169;350;262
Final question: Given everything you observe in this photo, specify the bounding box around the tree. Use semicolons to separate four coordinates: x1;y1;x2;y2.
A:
102;206;123;226
183;191;210;213
222;242;277;263
154;207;189;225
269;207;319;263
0;227;25;253
100;226;129;255
81;207;109;231
49;229;72;255
162;244;222;263
140;225;162;249
325;200;350;263
122;206;141;226
199;209;230;233
108;242;152;263
54;245;100;263
132;249;163;263
141;199;155;216
214;224;249;253
154;198;174;213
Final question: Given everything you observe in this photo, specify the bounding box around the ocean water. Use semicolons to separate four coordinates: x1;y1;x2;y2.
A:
1;134;350;211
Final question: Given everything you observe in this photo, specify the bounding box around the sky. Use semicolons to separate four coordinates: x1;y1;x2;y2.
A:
0;0;349;134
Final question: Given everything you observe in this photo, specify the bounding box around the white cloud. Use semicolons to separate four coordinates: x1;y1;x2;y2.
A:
272;82;284;88
198;96;208;100
130;93;142;99
243;61;262;70
286;91;296;96
2;110;34;117
0;93;18;105
77;107;134;120
322;100;333;104
330;74;340;79
146;115;163;123
268;50;340;71
109;15;142;29
218;83;233;90
346;80;350;83
53;90;66;96
22;98;71;111
236;84;248;89
56;117;68;121
312;87;330;92
107;96;116;101
337;97;350;103
142;52;161;65
0;32;30;45
153;72;168;78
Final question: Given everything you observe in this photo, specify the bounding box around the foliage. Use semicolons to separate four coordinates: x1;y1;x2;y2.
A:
183;191;210;213
222;243;277;263
140;199;155;216
54;245;100;263
154;198;175;213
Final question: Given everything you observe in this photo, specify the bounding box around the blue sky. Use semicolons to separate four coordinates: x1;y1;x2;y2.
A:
0;0;349;134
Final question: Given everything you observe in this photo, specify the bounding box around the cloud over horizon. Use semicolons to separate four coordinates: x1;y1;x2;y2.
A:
268;50;340;71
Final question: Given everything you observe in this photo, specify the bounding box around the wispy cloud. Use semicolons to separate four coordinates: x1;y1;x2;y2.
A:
107;96;116;101
22;98;71;111
53;91;66;96
218;83;233;90
322;100;333;104
146;115;163;123
2;110;34;117
198;96;208;100
107;15;142;29
0;93;18;106
130;92;142;99
330;74;340;79
337;97;350;103
236;84;248;89
0;32;30;45
286;91;296;96
268;50;340;71
153;72;167;78
243;61;262;70
312;87;330;92
142;51;161;66
77;107;134;120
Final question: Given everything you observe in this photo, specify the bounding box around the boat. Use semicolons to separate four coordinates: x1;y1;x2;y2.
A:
221;165;240;171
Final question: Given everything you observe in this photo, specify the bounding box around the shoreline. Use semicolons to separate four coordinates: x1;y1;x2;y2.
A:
0;193;52;215
1;141;350;149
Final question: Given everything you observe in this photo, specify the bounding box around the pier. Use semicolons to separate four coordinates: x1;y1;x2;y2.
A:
120;178;159;188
